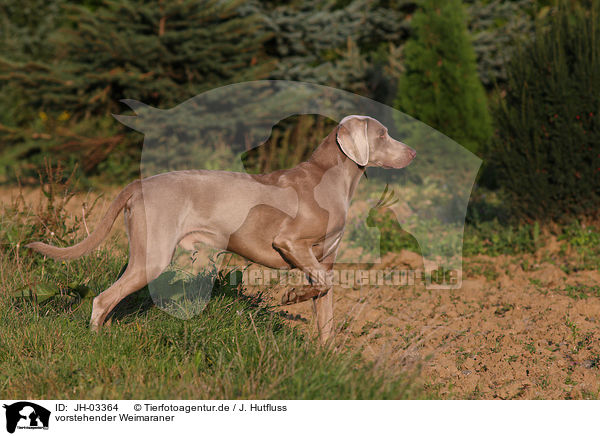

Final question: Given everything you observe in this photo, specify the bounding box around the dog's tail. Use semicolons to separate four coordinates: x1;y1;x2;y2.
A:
26;180;141;261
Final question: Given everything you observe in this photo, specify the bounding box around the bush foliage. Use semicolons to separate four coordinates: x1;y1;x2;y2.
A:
489;0;600;221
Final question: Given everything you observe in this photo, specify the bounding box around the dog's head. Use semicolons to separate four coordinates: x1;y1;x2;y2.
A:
336;115;416;169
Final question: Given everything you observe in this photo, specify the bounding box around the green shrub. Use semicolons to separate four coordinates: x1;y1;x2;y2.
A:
489;0;600;221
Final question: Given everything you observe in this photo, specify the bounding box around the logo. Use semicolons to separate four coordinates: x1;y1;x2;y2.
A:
2;402;50;434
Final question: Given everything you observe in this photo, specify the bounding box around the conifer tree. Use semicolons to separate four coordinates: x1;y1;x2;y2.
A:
263;0;414;96
0;0;65;62
394;0;492;153
466;0;535;87
0;0;274;179
0;0;273;121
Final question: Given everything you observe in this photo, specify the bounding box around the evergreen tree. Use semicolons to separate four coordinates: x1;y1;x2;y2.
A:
466;0;536;87
0;0;274;179
262;0;414;98
394;0;492;153
0;0;273;121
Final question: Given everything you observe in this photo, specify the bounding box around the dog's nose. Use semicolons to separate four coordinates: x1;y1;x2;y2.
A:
409;148;417;159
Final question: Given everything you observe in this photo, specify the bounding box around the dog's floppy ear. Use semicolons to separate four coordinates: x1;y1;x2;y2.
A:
336;116;369;166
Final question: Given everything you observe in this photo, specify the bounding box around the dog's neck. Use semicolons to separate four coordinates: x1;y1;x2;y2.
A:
308;129;366;201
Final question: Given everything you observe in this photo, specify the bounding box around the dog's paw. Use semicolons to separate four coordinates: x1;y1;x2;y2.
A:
281;285;329;305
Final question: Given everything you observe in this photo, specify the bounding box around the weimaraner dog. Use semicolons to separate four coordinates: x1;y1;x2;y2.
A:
27;115;416;341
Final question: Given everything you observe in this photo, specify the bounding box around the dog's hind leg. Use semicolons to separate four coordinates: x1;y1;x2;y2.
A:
89;200;176;332
90;264;150;331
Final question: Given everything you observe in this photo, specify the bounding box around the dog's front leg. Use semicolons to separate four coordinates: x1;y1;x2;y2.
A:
272;236;335;342
273;237;333;301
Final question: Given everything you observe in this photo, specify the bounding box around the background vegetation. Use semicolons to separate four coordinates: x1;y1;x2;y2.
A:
3;0;597;224
0;0;542;185
489;0;600;221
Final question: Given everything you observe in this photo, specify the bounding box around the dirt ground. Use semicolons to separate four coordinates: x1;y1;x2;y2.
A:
274;250;600;399
4;186;600;399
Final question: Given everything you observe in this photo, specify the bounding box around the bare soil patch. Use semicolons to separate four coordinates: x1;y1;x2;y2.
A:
273;252;600;399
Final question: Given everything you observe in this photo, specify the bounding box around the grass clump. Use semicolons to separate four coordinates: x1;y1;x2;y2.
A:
558;221;600;271
1;162;127;302
462;220;541;257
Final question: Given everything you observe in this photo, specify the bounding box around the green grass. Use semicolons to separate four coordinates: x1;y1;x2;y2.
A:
345;184;544;260
0;278;425;399
463;261;499;281
552;284;600;300
349;209;542;258
3;165;598;400
462;219;541;257
347;211;421;255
